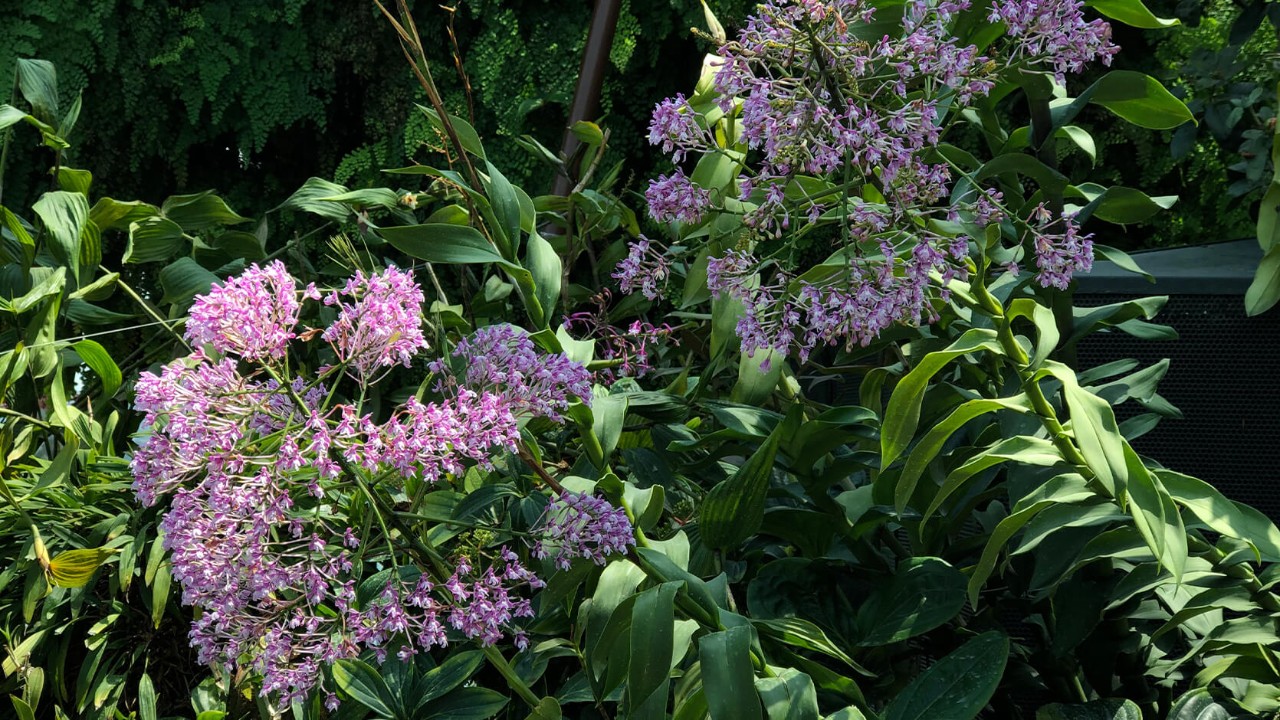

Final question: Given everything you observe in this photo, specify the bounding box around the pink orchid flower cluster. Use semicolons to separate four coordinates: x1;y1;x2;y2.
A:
131;261;630;706
621;0;1114;360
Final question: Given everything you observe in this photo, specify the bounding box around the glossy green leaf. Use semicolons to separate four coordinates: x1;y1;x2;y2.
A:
524;697;562;720
1056;126;1097;166
1168;691;1231;720
73;339;122;396
923;435;1063;522
1158;470;1280;562
626;582;680;720
881;632;1008;720
969;474;1093;605
138;674;157;720
976;153;1069;193
1123;443;1186;581
279;177;351;221
16;59;59;123
56;167;92;195
732;347;784;405
700;626;763;720
857;558;966;646
423;687;508;719
699;420;782;550
1052;71;1193;130
1245;245;1280;316
896;396;1031;512
159;257;220;304
755;668;820;720
381;224;506;265
32;190;88;280
881;329;1002;468
332;658;396;717
89;197;158;232
161;192;248;232
1093;245;1154;282
1036;698;1143;720
49;545;112;586
9;695;34;720
525;230;561;329
1085;0;1179;28
319;188;401;211
422;106;486;160
1042;362;1128;495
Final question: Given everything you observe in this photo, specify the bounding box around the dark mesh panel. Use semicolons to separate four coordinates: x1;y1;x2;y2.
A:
1075;293;1280;523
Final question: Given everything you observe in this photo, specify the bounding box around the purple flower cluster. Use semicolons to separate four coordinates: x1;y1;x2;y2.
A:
132;264;596;705
432;324;593;422
991;0;1119;81
563;293;678;381
532;492;635;569
708;240;969;362
184;260;316;361
1027;203;1095;290
646;169;711;225
322;266;428;380
613;236;670;300
648;93;706;163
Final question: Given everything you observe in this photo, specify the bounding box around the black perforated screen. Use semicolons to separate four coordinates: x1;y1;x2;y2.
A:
1075;293;1280;524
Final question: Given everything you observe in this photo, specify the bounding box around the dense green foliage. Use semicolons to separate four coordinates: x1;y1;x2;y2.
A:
0;0;751;218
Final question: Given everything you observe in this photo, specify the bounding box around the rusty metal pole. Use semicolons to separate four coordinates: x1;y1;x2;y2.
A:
551;0;620;196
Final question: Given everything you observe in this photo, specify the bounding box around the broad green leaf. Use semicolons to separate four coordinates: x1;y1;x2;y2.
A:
332;659;396;717
49;548;112;588
9;695;34;720
1;206;36;265
626;582;680;720
381;224;505;265
1093;245;1154;283
856;558;966;646
523;697;562;720
754;617;860;669
422;106;487;160
66;299;136;325
732;347;784;406
161;192;249;232
159;257;220;304
1052;71;1193;130
423;687;508;719
1158;470;1280;562
484;160;522;253
151;563;171;628
124;216;185;264
881;329;1002;467
319;188;401;211
10;266;67;314
755;668;820;720
922;436;1064;522
73;340;122;397
1042;362;1128;495
1056;126;1096;166
1085;0;1179;28
969;474;1093;605
138;674;157;720
525;230;561;329
976;153;1069;193
279;177;351;221
699;417;784;550
881;632;1008;720
700;626;763;720
1123;444;1186;581
1168;691;1230;720
89;198;158;232
1036;698;1143;720
413;651;485;711
32;190;88;280
1071;185;1178;225
896;396;1031;511
1245;245;1280;316
16;59;59;123
56;167;92;195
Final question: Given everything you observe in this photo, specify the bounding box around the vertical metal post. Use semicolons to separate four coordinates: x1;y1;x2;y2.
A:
551;0;620;196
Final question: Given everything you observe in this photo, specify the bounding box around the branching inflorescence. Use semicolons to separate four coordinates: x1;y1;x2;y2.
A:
131;262;631;706
627;0;1115;362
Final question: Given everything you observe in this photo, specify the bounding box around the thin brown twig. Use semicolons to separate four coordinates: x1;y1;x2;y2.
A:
515;440;566;495
441;4;477;125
